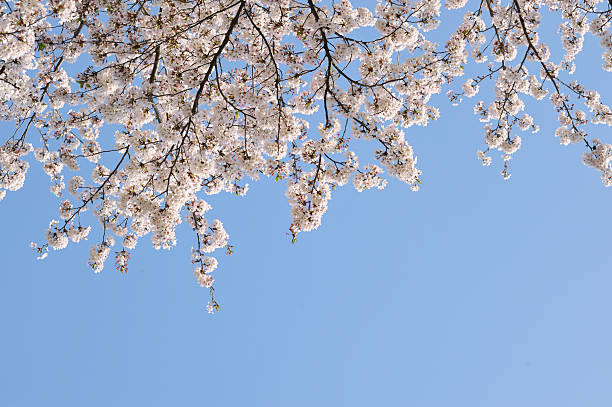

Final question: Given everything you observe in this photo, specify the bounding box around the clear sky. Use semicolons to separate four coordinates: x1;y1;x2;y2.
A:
2;4;612;407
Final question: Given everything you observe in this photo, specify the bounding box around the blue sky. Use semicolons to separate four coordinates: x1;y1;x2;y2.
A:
2;4;612;407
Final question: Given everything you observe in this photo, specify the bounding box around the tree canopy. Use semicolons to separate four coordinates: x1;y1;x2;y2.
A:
1;0;610;310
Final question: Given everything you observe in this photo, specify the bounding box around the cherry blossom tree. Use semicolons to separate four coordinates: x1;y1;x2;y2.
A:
1;0;610;311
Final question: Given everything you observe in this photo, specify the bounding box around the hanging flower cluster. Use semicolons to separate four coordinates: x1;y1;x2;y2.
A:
1;0;610;307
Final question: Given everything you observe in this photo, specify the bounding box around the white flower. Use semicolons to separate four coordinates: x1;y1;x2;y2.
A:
462;79;479;98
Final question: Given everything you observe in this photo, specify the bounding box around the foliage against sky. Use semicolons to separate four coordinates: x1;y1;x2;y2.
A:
0;0;611;309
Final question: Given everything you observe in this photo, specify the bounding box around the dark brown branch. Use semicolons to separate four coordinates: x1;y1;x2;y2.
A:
191;1;246;115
